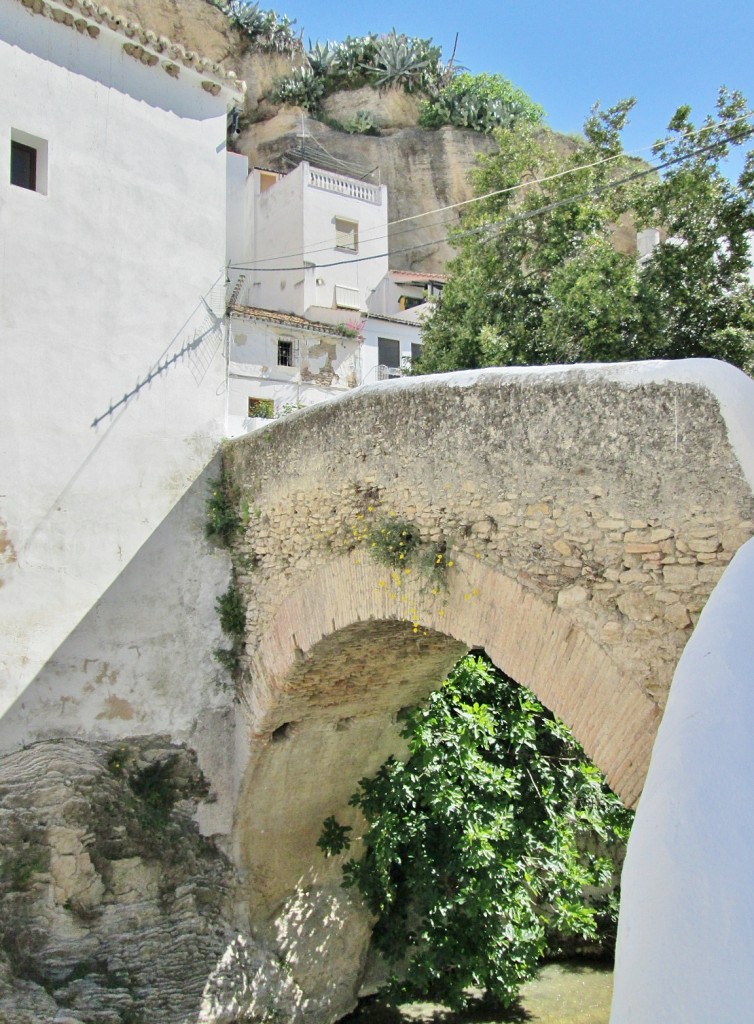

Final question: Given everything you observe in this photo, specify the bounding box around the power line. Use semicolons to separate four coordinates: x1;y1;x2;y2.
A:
228;123;754;275
232;109;754;269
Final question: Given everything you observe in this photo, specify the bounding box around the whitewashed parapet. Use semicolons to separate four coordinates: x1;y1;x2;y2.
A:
308;167;382;204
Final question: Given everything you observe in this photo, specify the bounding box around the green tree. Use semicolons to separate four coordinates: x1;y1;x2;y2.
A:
415;89;754;375
319;655;632;1010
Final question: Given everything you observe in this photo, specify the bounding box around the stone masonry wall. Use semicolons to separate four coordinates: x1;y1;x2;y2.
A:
225;365;754;720
220;362;754;1024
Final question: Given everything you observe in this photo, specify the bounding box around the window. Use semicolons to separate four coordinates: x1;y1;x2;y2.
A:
277;339;295;367
11;141;35;191
10;130;48;194
399;294;424;311
335;218;358;252
378;337;401;378
248;397;274;419
411;342;423;363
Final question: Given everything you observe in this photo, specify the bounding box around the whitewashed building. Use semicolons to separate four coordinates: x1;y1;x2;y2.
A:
225;158;443;430
0;0;243;770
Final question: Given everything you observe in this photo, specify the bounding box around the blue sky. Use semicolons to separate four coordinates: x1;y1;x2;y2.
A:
274;0;754;178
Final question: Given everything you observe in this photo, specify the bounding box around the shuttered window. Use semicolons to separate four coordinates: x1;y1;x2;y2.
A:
335;218;358;251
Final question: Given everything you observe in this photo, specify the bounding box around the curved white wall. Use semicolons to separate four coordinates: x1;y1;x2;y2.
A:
611;535;754;1022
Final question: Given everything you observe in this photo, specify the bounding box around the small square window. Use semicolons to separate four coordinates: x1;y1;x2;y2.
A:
11;141;36;191
248;397;274;418
335;218;358;252
9;130;48;195
378;337;401;369
277;339;295;367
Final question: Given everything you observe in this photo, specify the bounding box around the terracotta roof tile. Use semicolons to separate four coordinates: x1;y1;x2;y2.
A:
9;0;245;99
388;270;448;284
228;305;346;336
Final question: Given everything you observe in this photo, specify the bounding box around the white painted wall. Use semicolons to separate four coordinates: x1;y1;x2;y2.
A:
246;162;388;317
0;2;232;713
226;151;252;273
226;314;361;435
611;535;754;1023
0;463;239;837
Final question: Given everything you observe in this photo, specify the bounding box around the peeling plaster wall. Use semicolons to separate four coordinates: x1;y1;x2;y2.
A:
0;0;230;710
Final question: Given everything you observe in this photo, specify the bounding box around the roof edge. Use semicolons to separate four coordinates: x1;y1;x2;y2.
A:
10;0;246;102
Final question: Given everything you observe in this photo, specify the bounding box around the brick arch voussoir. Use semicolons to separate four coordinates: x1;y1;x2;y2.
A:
246;552;660;807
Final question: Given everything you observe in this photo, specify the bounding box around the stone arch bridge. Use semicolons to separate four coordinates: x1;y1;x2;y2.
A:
223;360;754;1022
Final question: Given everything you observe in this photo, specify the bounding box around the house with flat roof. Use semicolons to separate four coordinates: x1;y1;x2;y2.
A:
225;159;444;430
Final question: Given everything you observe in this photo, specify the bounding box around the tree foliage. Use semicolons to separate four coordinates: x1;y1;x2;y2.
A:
319;655;632;1010
415;90;754;375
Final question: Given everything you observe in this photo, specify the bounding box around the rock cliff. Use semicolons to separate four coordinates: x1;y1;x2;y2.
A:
101;0;501;273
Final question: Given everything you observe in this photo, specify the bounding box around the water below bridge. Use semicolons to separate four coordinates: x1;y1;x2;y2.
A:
346;962;612;1024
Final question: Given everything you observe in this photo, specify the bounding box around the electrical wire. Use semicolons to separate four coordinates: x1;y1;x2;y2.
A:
231;109;754;270
229;122;754;274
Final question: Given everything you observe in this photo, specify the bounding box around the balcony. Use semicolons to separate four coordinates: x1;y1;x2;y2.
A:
308;168;382;205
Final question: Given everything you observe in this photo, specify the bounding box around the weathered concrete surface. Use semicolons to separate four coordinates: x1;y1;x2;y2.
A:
223;359;754;1022
611;537;754;1023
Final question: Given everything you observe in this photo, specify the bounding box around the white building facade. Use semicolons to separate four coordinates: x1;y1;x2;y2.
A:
0;0;242;750
225;160;441;430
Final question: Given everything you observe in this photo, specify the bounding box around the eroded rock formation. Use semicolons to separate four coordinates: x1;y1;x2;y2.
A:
0;738;237;1024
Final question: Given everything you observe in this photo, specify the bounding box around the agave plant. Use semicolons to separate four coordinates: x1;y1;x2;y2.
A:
365;30;442;93
212;0;300;53
306;40;339;76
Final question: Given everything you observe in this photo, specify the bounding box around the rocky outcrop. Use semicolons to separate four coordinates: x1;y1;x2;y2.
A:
0;738;239;1024
238;110;499;272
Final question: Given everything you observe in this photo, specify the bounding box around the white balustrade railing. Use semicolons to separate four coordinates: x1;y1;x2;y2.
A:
308;168;382;205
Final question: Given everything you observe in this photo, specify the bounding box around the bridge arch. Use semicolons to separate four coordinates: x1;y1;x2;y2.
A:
224;360;754;1022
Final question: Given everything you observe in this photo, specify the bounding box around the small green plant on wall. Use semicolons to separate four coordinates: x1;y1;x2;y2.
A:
206;471;241;547
364;515;455;596
366;518;420;567
214;582;247;689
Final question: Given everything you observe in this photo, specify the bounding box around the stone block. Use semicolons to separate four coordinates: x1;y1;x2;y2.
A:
664;603;691;629
557;585;589;609
616;591;657;621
